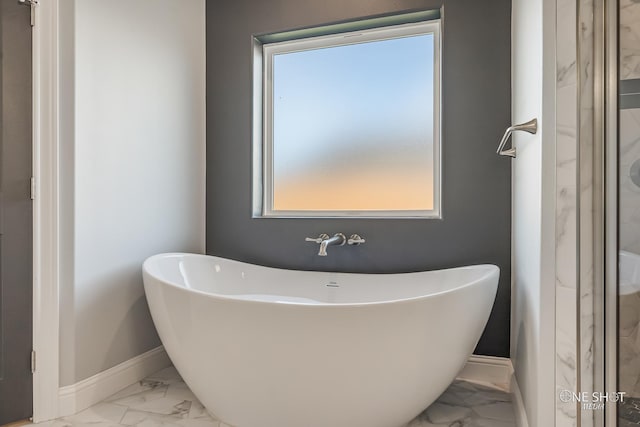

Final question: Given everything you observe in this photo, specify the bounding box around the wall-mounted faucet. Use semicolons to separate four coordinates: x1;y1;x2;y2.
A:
318;233;345;256
305;233;365;256
347;234;366;245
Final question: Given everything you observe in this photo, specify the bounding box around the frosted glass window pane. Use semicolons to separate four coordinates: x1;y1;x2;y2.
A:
256;19;441;218
271;33;435;212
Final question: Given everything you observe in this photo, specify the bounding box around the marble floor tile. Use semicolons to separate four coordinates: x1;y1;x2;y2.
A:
30;367;516;427
63;402;128;424
105;381;166;403
620;397;640;425
409;380;516;427
472;402;516;422
119;410;220;427
144;367;183;385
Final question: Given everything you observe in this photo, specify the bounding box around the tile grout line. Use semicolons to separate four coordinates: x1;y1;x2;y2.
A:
163;382;170;398
117;406;128;425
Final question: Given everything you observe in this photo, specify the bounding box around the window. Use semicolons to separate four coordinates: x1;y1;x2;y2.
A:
253;14;441;218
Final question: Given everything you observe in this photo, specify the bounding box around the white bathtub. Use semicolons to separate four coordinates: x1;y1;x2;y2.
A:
143;253;499;427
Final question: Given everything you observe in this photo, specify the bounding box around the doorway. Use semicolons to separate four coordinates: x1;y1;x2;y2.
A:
0;1;33;424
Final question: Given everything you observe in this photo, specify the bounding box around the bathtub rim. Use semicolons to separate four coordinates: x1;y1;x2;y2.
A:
142;252;499;308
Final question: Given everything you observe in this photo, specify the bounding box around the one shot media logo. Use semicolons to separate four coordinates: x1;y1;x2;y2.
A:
559;390;626;410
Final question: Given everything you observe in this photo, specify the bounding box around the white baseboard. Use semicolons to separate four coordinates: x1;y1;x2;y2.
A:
58;346;171;417
457;355;514;390
510;374;530;427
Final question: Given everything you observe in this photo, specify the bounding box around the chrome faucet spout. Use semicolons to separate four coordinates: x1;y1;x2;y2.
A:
318;233;346;256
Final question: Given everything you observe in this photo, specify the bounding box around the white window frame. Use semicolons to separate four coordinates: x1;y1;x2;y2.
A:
252;19;442;219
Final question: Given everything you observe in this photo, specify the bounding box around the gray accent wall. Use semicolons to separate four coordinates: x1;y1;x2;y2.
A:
206;0;512;357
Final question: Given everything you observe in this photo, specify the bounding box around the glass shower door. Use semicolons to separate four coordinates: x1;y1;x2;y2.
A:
617;0;640;425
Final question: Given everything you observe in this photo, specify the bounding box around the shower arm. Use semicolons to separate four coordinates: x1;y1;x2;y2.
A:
496;118;538;158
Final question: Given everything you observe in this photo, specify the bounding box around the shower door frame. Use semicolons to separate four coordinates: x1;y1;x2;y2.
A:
602;0;618;424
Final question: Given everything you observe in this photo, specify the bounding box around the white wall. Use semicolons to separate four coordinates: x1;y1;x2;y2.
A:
511;0;556;425
59;0;205;386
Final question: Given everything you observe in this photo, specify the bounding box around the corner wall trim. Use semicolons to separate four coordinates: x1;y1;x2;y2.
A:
456;356;528;427
58;346;171;417
511;374;530;427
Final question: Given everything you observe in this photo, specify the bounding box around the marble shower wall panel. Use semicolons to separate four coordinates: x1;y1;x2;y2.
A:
556;0;579;424
555;0;598;425
621;0;640;80
620;109;640;255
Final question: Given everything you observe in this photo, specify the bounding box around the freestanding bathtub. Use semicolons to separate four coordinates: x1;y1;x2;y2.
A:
143;253;499;427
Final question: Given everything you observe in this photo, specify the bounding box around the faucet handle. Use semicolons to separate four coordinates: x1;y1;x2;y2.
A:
305;234;329;244
347;234;366;245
